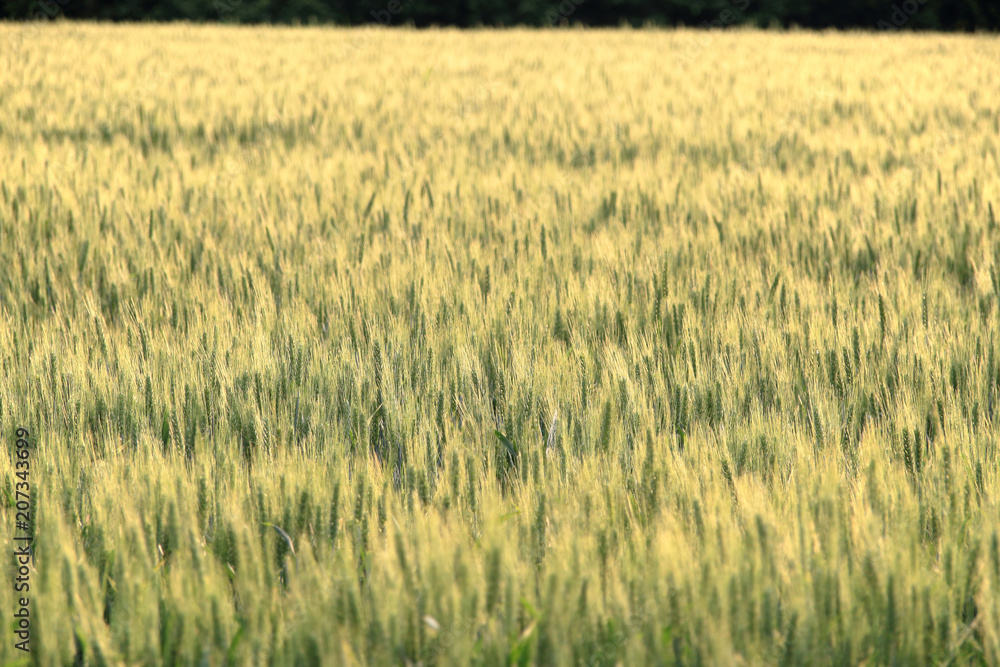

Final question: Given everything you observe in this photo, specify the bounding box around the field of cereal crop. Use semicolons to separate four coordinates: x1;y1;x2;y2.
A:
1;23;999;665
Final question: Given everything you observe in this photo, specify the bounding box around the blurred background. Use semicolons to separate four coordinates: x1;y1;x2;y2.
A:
1;0;998;30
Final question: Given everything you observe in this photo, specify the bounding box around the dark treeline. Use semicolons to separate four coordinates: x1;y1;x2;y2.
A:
2;0;997;30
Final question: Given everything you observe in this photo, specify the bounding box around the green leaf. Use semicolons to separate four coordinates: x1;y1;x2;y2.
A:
494;429;517;463
225;624;245;667
262;522;296;556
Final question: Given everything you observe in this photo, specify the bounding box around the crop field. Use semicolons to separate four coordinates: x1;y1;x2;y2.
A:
1;23;999;666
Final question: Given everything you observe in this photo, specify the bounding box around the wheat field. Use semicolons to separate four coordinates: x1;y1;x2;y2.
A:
1;23;999;666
